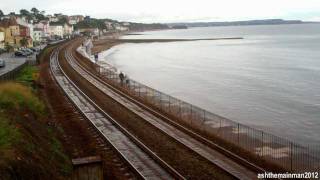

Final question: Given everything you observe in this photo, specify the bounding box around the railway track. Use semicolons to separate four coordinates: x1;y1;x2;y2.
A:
49;46;184;180
42;46;142;179
61;38;264;179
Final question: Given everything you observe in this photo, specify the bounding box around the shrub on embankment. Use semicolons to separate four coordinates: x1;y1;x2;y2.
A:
0;81;72;179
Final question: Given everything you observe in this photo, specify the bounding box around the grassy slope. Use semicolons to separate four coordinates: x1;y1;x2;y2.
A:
0;66;72;179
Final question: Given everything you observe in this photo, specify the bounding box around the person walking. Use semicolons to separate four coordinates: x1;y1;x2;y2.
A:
119;72;125;85
125;75;130;87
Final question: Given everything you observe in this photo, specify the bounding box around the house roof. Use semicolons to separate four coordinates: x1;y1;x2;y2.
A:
0;17;18;28
50;21;72;27
34;28;43;31
18;24;28;29
49;21;64;26
41;20;49;24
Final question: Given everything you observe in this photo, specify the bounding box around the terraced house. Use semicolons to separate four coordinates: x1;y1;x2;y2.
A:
49;21;73;39
0;30;4;48
0;16;33;49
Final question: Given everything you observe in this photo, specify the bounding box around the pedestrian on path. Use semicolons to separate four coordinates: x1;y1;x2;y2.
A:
119;72;125;85
125;75;130;87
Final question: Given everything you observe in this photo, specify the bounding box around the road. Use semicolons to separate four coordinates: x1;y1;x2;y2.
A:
0;53;26;76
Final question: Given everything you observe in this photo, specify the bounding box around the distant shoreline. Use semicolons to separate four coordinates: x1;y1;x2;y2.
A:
167;19;319;28
92;35;243;54
116;37;243;43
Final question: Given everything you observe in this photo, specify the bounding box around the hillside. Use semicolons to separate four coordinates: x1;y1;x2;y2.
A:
0;67;72;179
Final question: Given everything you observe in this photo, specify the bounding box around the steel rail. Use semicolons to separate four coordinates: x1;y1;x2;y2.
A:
50;45;183;180
66;40;263;179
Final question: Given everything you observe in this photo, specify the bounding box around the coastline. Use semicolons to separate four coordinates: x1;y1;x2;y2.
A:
89;26;320;146
90;34;244;77
92;34;244;54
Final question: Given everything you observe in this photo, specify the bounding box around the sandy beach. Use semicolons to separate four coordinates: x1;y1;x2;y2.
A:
91;33;243;55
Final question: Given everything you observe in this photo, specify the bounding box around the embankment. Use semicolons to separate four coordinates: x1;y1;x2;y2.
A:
0;66;71;179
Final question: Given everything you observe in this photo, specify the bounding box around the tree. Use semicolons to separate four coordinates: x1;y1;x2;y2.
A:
20;9;30;16
58;16;68;24
0;9;4;17
31;7;39;15
35;13;46;22
20;9;34;22
4;43;14;52
20;38;29;48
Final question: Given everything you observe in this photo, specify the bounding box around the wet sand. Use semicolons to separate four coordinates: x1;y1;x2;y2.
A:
92;36;243;54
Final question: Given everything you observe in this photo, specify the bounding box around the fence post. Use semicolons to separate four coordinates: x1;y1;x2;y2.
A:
138;86;141;97
261;131;264;157
238;124;240;145
202;110;206;132
290;142;293;172
307;145;310;171
190;105;193;125
160;93;162;110
179;100;182;119
168;96;171;113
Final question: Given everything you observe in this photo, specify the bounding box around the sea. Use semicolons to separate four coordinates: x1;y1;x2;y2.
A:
99;24;320;146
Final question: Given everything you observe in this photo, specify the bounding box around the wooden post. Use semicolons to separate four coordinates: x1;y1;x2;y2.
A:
72;156;103;180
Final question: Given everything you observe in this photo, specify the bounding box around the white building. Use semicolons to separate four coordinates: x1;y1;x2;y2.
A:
0;31;4;48
33;28;44;42
68;15;84;25
28;24;34;41
63;23;74;38
78;28;99;36
49;23;64;38
46;15;59;22
113;23;129;32
34;21;50;37
122;22;130;26
104;21;114;30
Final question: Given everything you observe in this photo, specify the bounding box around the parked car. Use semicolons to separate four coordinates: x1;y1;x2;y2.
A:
21;48;33;55
30;47;38;52
0;48;6;54
0;59;5;68
15;51;27;57
19;50;30;56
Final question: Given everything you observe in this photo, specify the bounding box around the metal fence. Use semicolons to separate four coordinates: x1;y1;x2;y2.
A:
0;59;39;82
75;50;320;173
0;61;28;81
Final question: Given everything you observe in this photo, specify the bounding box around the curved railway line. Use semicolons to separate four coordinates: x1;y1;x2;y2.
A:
49;38;268;179
50;45;183;179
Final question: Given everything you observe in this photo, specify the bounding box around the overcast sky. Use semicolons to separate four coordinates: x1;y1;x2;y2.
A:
1;0;320;23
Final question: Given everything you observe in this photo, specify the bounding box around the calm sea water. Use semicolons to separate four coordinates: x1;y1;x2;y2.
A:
99;24;320;145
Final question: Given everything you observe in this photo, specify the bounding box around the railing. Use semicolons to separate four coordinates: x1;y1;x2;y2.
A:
0;60;28;81
0;42;65;82
75;50;320;173
0;56;40;82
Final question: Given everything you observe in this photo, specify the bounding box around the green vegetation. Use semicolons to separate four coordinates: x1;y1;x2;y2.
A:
128;22;169;31
0;82;71;179
19;37;29;48
0;82;44;117
18;7;47;23
74;18;106;30
4;42;14;52
16;65;39;86
0;115;21;152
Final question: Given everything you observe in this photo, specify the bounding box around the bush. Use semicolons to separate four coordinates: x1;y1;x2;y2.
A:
0;115;21;151
16;66;39;85
0;82;45;117
0;82;71;179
